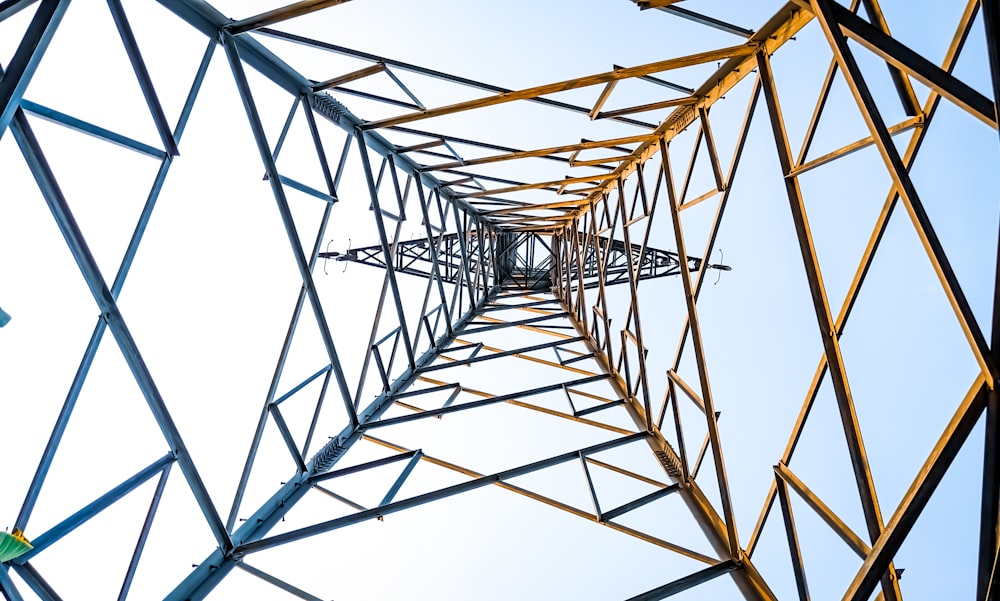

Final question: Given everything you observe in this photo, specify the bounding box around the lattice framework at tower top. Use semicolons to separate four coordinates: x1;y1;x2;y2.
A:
1;1;1000;599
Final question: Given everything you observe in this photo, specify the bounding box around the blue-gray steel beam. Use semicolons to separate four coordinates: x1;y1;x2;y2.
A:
0;0;67;140
0;0;37;23
117;463;172;601
20;100;166;159
378;451;422;506
12;39;215;534
273;365;332;406
9;107;232;551
106;0;180;156
271;405;308;472
237;563;325;601
9;565;59;601
0;565;25;601
310;450;418;484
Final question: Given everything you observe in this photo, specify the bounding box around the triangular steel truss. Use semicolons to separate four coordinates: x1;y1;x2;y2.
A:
2;1;1000;600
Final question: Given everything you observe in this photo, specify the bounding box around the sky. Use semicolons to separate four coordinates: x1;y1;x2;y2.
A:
1;1;998;599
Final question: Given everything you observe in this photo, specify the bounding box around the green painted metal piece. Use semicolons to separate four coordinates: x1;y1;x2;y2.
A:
0;531;32;562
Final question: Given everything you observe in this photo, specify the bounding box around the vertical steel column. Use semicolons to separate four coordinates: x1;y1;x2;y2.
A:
981;0;1000;596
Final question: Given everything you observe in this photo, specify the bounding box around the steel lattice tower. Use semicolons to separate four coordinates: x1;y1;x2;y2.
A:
2;1;1000;599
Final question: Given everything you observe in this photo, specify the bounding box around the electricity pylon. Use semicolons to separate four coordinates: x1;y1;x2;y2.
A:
2;1;999;600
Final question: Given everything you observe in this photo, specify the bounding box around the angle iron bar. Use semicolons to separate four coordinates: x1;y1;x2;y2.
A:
654;3;754;37
859;0;920;116
579;452;603;518
666;370;707;414
624;559;739;601
311;62;386;92
269;96;302;168
278;174;337;203
462;312;570;336
691;429;712;481
237;562;325;601
585;456;668;489
379;451;423;507
0;0;69;142
106;0;180;156
789;115;923;177
117;462;172;601
0;0;37;23
982;0;1000;593
601;483;681;523
0;566;25;601
697;107;725;192
310;449;419;484
9;564;60;601
19;100;166;159
775;476;811;601
775;462;870;558
273;365;333;406
312;485;367;512
270;405;308;472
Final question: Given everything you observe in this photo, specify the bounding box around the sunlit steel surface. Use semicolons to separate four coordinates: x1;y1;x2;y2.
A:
1;0;999;599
